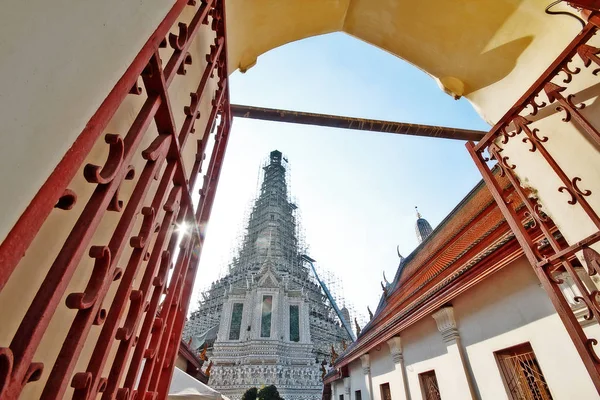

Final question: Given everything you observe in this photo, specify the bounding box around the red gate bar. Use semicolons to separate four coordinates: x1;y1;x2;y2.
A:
0;0;232;398
469;11;600;394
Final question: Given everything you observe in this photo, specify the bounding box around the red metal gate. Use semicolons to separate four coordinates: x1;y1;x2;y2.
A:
0;0;231;398
468;11;600;394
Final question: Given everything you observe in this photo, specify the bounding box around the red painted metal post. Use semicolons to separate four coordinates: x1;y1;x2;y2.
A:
0;0;232;398
469;10;600;393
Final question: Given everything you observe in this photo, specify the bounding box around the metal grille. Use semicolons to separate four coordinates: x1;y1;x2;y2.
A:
0;0;232;398
419;371;441;400
467;11;600;395
496;344;553;400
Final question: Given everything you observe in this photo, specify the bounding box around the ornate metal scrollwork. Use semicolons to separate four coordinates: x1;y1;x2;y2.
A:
115;290;144;341
169;22;188;51
559;61;581;83
177;52;193;76
587;338;600;364
129;79;142;95
108;166;135;212
546;264;565;284
559;177;591;205
525;94;547;116
130;207;156;249
575;295;595;321
489;143;516;177
499;125;517;144
84;134;125;184
71;371;93;399
577;44;600;76
65;246;111;310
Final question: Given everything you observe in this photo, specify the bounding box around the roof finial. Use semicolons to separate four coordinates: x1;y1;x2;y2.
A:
415;206;422;219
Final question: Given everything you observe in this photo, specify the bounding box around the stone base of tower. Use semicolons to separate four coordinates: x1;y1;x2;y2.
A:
209;340;323;400
209;364;322;400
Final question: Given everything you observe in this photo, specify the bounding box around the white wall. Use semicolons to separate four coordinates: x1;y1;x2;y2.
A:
0;4;221;398
369;345;403;400
349;360;368;400
0;0;174;244
455;257;599;399
332;256;600;399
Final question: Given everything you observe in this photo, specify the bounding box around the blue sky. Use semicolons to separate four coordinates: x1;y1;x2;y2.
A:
191;32;489;322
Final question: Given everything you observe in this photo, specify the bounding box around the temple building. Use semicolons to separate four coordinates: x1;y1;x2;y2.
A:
3;1;600;399
325;177;600;399
183;151;351;400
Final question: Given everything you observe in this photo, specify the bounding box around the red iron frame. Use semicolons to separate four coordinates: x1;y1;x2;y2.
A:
468;12;600;394
0;0;231;398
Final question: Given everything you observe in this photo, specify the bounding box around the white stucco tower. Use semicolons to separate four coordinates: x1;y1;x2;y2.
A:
184;150;350;400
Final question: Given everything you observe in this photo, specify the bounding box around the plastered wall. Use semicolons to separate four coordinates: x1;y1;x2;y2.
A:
0;3;221;398
331;257;600;399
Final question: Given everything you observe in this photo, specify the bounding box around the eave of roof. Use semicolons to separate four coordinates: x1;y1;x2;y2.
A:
332;172;522;370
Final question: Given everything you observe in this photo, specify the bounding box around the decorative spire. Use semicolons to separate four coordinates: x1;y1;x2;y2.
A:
205;360;213;377
321;363;327;380
354;317;362;337
367;306;373;320
383;271;390;286
199;342;208;360
380;281;388;297
341;339;347;351
330;344;338;365
414;206;434;244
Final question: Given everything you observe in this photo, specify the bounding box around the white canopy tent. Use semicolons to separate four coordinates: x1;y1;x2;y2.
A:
168;367;229;400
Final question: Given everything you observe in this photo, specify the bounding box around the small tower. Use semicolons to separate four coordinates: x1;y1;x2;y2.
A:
415;206;433;244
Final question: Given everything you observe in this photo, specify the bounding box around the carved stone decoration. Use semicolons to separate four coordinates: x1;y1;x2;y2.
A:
344;377;351;396
331;344;339;366
360;353;370;375
386;336;403;364
355;317;362;337
432;306;460;343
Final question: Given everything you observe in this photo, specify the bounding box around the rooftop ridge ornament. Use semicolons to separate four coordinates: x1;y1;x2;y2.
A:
330;344;338;365
355;318;362;337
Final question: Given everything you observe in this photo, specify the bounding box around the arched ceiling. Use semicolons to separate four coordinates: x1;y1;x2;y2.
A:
225;0;583;123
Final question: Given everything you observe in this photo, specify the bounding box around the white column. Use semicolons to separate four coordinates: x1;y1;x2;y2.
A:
344;377;351;400
432;306;476;399
360;354;373;400
386;336;410;400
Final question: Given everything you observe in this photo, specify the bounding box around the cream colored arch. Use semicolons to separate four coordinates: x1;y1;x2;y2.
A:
225;0;583;122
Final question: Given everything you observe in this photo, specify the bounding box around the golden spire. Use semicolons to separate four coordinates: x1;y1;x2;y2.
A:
330;344;338;365
199;342;208;361
205;360;213;377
